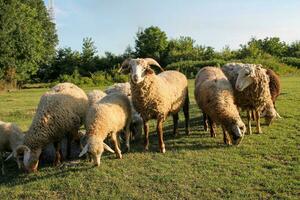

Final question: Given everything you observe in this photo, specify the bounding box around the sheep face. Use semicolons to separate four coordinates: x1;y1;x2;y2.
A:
229;121;245;145
88;136;104;166
16;145;41;173
261;107;280;126
235;67;255;91
129;59;153;84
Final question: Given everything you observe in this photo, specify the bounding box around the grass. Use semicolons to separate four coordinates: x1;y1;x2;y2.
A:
0;77;299;200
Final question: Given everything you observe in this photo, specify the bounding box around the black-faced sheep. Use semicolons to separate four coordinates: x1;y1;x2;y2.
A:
79;93;132;166
16;83;88;173
221;63;276;134
119;58;190;153
0;121;24;174
194;67;245;145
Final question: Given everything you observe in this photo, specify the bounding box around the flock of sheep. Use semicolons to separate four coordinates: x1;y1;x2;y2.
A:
0;58;281;174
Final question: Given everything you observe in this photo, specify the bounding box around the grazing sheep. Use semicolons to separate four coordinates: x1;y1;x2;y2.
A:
0;121;24;174
119;58;190;153
261;69;281;125
79;93;132;166
105;82;143;141
222;63;276;134
194;67;245;145
16;83;88;173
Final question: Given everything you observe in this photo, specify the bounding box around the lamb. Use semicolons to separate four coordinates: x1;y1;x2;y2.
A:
194;67;245;145
105;82;143;141
119;58;190;153
221;63;277;134
79;93;132;166
16;83;88;173
0;121;24;174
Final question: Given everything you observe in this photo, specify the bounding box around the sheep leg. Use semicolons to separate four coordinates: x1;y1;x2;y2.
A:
255;111;262;134
66;134;72;160
172;113;179;136
157;118;166;153
1;153;4;175
246;110;252;135
53;142;63;166
203;113;208;132
222;126;232;145
208;116;216;137
183;94;190;135
112;133;122;159
251;110;256;121
143;121;149;151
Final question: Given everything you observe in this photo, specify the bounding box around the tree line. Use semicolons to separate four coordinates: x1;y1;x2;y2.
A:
0;0;300;89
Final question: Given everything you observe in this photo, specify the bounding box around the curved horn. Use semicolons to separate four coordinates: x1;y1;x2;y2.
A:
103;143;115;153
79;144;89;157
5;152;14;161
144;58;164;72
118;58;131;73
275;111;282;119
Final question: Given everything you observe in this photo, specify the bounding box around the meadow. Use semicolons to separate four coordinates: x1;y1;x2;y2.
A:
0;77;299;200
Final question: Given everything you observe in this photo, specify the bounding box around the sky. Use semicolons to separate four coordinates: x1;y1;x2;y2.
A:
44;0;300;55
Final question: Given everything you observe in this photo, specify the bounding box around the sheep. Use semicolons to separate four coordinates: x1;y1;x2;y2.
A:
119;58;190;153
16;83;88;173
221;63;277;134
105;82;143;141
87;90;107;106
0;121;24;174
194;67;245;145
79;93;132;166
261;69;281;125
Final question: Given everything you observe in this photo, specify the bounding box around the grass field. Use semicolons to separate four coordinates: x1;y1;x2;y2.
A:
0;77;299;200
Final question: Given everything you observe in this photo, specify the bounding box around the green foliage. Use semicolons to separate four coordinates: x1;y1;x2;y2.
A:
135;26;168;62
166;60;226;78
0;0;57;86
281;57;300;69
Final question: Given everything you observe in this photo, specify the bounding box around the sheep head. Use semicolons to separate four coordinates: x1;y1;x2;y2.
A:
79;135;115;166
119;58;164;84
235;65;256;91
229;120;245;145
15;145;41;173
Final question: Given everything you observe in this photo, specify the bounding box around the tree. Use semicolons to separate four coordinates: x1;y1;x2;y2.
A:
135;26;168;63
0;0;57;87
287;41;300;58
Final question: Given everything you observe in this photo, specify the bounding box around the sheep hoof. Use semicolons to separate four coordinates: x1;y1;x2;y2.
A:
160;148;166;153
185;129;190;135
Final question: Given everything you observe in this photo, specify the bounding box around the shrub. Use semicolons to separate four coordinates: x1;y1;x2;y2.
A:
281;57;300;69
166;60;226;78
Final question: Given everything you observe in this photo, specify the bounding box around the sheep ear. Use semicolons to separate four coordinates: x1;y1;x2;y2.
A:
79;144;89;157
103;143;115;153
144;58;164;72
16;145;30;156
5;152;14;161
146;67;154;74
118;59;131;73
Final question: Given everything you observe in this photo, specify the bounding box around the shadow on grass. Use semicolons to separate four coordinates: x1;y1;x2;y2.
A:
0;115;227;186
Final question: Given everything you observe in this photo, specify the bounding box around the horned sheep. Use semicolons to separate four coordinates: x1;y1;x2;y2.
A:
119;58;190;153
221;63;277;134
194;67;245;145
16;83;88;173
79;93;132;166
0;121;24;174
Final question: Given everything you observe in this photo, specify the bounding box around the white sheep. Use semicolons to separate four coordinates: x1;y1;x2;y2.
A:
194;67;245;145
15;83;88;173
119;58;190;153
87;90;107;106
79;93;132;166
105;82;143;141
0;121;24;174
222;63;277;134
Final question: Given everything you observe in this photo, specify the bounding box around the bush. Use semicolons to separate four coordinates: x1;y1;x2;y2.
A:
166;60;226;78
281;57;300;69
